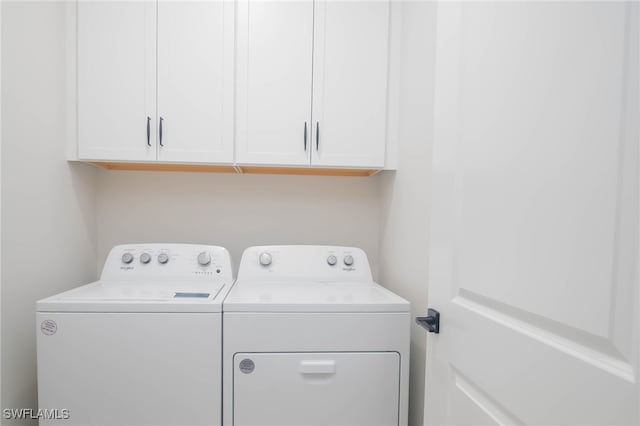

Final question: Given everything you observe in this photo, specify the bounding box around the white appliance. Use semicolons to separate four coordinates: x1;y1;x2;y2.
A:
36;244;234;426
223;245;410;426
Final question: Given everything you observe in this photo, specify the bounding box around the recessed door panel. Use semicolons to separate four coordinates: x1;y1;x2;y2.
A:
233;352;400;426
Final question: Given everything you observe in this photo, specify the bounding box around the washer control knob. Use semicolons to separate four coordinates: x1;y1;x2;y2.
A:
140;253;151;264
259;252;272;266
343;255;354;266
198;251;211;266
327;255;337;266
158;253;169;264
121;253;134;264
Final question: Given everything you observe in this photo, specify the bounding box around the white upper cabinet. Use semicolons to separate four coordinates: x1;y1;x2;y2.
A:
311;1;390;168
77;1;234;164
77;1;156;161
77;0;391;171
236;0;390;169
235;0;314;167
156;2;234;164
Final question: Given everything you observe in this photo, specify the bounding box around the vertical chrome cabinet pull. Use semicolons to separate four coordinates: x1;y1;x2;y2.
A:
146;117;151;146
159;117;164;146
304;122;308;151
315;121;319;150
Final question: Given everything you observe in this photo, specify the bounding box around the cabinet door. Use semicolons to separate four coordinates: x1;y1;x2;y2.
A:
236;0;313;166
77;1;156;161
157;1;234;164
311;1;390;168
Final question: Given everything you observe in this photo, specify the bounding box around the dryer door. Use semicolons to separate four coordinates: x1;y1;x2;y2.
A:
233;352;400;426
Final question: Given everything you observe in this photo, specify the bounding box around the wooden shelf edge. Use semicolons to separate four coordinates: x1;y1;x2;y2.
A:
87;162;382;177
237;166;381;177
88;162;238;173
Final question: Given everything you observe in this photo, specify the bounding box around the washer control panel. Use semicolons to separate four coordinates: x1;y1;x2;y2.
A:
101;244;233;283
240;245;373;282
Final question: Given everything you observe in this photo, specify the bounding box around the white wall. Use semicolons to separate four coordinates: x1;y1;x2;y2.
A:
378;2;438;425
0;0;3;415
1;3;97;423
95;171;381;277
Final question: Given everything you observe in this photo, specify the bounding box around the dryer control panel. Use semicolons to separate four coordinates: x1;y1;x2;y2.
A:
237;245;373;282
101;244;233;282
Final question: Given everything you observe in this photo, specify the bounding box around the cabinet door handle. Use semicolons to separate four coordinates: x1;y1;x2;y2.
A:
304;122;308;151
146;117;151;146
159;117;164;147
315;121;319;150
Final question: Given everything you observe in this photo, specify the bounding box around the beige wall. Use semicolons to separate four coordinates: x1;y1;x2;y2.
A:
95;171;381;277
1;2;98;424
378;2;438;425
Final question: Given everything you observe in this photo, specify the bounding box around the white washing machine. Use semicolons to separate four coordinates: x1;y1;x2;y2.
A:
36;244;234;426
223;245;410;426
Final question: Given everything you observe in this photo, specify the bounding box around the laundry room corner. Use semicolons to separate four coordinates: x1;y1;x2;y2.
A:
376;1;438;425
1;3;99;423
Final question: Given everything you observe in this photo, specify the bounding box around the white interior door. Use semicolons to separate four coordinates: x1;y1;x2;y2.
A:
157;1;234;164
235;0;313;167
77;1;156;161
311;0;389;169
424;2;639;425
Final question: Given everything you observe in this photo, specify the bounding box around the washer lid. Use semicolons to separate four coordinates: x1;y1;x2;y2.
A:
223;280;410;313
36;280;228;313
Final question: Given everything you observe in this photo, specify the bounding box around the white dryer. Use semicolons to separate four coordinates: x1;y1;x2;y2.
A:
36;244;234;426
223;245;410;426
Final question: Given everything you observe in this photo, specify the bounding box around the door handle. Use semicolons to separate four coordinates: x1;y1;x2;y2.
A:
304;122;308;151
315;121;319;150
416;308;440;334
299;360;336;375
159;117;164;146
146;116;151;146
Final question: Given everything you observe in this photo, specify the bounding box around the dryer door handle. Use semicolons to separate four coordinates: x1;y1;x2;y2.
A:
299;360;336;375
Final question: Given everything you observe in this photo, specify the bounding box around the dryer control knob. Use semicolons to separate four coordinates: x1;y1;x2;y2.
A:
158;253;169;264
121;253;134;264
198;252;211;266
327;255;337;266
140;253;151;264
343;255;354;266
259;252;272;266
